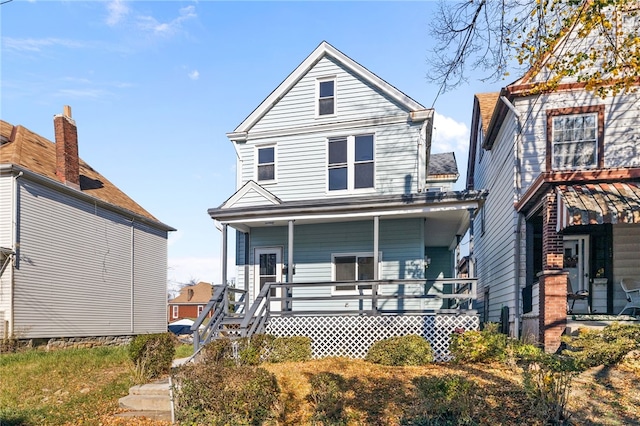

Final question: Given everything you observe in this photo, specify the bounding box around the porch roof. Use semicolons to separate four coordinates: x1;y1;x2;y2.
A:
208;190;487;246
556;182;640;232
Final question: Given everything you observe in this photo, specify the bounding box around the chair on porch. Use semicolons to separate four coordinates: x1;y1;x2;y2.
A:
567;278;589;314
618;278;640;316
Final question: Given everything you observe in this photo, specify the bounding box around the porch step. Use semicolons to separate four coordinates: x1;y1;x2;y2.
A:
118;379;171;412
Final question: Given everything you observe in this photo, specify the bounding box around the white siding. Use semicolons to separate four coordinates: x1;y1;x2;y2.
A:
0;175;13;330
13;179;167;338
613;224;640;314
472;110;519;324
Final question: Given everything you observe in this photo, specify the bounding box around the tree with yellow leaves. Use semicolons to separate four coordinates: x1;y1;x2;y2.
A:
428;0;639;98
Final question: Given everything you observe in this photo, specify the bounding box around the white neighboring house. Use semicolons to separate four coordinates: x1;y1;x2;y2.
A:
0;106;175;340
466;8;640;352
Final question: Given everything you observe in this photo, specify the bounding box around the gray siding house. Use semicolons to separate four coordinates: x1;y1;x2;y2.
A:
208;42;486;316
0;107;174;340
466;19;640;351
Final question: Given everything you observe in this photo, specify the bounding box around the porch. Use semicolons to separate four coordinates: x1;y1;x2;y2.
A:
192;278;478;362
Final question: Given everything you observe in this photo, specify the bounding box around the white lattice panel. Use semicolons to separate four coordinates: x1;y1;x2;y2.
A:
265;314;479;362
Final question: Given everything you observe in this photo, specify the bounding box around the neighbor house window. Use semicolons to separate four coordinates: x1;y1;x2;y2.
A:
328;134;374;191
172;305;178;319
197;305;204;316
318;79;335;116
256;145;276;182
547;105;604;171
332;253;378;293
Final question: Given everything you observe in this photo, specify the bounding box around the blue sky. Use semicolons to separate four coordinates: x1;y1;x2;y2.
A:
1;0;509;291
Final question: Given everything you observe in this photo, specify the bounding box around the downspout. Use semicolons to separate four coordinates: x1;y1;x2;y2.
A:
10;170;24;337
500;96;523;339
418;115;433;193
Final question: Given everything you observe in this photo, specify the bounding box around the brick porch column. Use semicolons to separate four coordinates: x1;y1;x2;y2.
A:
538;191;568;353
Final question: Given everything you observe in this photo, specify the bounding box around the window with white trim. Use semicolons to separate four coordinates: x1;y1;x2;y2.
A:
551;113;598;170
256;145;276;182
332;253;379;293
328;134;374;191
172;305;178;319
318;79;335;116
197;305;204;316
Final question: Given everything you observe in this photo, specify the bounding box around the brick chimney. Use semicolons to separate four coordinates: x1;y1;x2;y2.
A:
54;105;80;189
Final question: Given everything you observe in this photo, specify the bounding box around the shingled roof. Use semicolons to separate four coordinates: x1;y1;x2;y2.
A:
429;152;459;177
475;92;500;136
0;119;173;230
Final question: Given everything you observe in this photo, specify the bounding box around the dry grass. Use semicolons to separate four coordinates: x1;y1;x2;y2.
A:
2;347;639;425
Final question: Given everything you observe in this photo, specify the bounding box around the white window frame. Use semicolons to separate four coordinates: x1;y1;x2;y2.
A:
172;305;178;319
197;305;204;316
326;133;375;194
331;251;382;295
317;76;336;117
550;112;598;171
255;143;277;183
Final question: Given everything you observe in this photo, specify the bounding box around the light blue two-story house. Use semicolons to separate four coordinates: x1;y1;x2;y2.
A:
205;42;486;359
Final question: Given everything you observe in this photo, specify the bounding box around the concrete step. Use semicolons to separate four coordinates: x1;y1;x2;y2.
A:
118;380;171;412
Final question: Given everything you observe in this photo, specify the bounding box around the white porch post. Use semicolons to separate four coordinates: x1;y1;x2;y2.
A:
287;220;294;311
373;216;379;280
221;223;228;286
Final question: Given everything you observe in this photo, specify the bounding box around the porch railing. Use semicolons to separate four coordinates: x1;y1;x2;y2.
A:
192;278;476;351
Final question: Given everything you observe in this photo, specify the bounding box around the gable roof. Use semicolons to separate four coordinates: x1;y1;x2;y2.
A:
229;41;428;138
0;119;174;231
475;93;500;137
169;281;213;304
219;180;282;209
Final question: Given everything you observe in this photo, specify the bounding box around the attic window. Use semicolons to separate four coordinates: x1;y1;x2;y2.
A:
318;79;335;116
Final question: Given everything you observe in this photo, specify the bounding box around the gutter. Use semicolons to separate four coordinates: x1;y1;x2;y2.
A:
10;170;24;338
0;164;175;232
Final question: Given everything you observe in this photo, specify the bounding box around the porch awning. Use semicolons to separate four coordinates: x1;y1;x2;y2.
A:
556;182;640;232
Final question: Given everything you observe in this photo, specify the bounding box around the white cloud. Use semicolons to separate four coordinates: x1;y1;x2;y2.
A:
188;70;200;80
2;37;85;52
137;5;197;37
431;111;469;154
106;0;130;27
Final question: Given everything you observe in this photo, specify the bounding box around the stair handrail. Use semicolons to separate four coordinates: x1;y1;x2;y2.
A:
239;282;271;338
192;284;227;352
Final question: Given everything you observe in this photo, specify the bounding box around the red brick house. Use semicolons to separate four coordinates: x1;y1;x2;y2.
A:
168;282;213;322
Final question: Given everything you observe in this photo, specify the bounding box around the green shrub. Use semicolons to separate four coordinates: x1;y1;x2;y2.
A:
411;375;478;424
173;363;280;425
562;323;640;368
520;353;581;425
268;336;312;363
449;323;507;363
128;333;176;381
307;372;347;425
365;334;434;366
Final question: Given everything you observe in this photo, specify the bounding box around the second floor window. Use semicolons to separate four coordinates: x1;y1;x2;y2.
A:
257;146;275;182
328;134;374;191
547;105;604;171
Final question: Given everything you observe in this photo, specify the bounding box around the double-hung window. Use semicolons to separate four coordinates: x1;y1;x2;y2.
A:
328;134;374;191
318;79;335;116
547;106;604;171
332;253;377;293
256;145;276;182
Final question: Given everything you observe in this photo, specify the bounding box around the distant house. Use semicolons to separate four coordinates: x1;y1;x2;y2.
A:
168;282;213;322
466;12;640;351
0;106;175;341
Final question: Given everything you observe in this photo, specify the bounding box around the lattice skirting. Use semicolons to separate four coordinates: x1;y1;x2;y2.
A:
265;314;479;362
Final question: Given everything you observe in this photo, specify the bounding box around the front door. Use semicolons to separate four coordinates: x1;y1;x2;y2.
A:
254;247;283;312
563;235;590;296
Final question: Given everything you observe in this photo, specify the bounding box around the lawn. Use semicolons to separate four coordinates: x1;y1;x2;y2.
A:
2;343;639;425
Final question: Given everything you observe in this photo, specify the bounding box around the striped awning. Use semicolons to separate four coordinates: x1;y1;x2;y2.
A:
556;182;640;232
